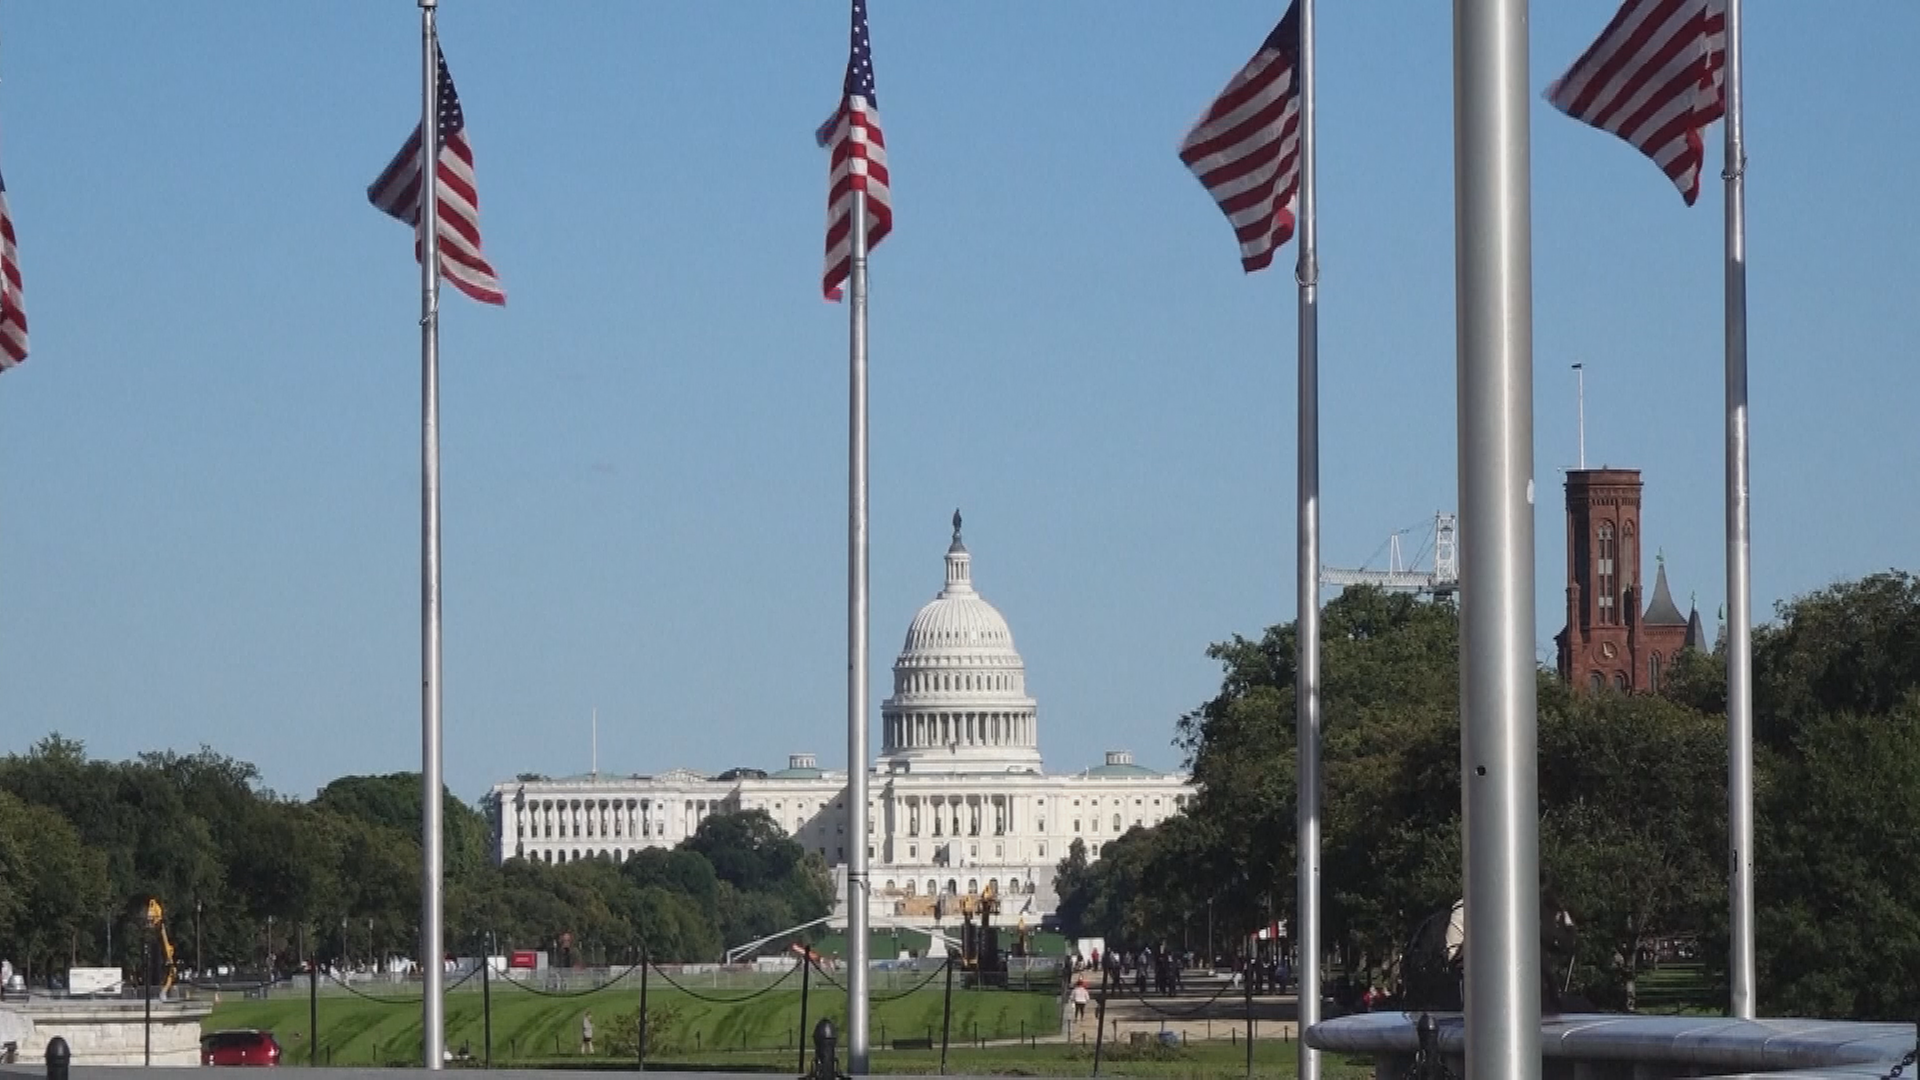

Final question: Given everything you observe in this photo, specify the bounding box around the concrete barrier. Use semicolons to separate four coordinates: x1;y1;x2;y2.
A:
1307;1011;1916;1080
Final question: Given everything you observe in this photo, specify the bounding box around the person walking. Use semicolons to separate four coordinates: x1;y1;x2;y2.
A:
1071;979;1091;1023
581;1010;594;1055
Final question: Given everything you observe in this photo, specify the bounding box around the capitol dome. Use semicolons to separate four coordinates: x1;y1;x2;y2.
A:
880;513;1042;775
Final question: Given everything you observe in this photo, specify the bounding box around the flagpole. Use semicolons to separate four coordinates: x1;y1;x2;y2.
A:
846;186;872;1075
416;0;447;1068
1721;0;1756;1022
1454;0;1540;1076
1292;1;1321;1078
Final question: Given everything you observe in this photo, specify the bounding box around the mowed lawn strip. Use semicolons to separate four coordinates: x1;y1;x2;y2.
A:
206;985;1061;1066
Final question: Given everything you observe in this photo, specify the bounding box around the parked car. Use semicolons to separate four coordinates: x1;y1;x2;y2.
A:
201;1029;281;1066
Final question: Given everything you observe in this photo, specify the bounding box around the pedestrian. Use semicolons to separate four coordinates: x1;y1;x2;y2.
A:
1071;979;1090;1022
581;1010;594;1055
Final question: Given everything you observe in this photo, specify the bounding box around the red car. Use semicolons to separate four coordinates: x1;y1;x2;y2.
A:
201;1029;281;1066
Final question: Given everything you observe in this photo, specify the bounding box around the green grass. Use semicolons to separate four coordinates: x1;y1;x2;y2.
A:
1633;962;1722;1015
206;985;1374;1078
207;984;1059;1068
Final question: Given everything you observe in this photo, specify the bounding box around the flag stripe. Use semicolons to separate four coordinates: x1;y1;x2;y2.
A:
1178;2;1302;273
820;0;892;301
367;44;505;306
0;176;27;369
1545;0;1727;206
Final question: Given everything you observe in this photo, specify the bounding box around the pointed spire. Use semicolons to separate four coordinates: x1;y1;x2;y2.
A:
1642;556;1686;626
1685;596;1707;651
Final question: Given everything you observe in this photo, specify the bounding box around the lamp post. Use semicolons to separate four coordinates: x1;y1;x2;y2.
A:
195;901;204;975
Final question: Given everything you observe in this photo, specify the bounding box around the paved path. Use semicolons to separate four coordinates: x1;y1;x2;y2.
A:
1037;977;1313;1047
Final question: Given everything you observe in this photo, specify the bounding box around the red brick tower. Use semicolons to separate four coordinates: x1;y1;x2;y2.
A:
1554;468;1689;692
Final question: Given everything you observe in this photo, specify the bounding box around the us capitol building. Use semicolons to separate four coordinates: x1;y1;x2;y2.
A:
488;515;1195;925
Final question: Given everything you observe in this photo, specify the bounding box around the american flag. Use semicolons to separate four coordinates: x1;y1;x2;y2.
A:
1179;2;1302;274
818;0;892;301
367;43;505;306
1545;0;1727;206
0;168;26;369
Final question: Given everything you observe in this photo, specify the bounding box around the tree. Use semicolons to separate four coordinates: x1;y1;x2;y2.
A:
0;735;225;967
1052;839;1093;939
1756;700;1920;1019
313;773;491;882
1535;681;1727;1008
1172;588;1463;970
683;809;831;950
1164;585;1729;999
0;790;110;983
623;848;721;913
685;809;802;894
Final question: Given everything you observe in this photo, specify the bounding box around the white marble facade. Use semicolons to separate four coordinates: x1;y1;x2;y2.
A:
488;519;1194;922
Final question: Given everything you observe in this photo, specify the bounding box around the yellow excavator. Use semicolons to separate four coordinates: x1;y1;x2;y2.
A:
955;883;1007;984
144;899;178;995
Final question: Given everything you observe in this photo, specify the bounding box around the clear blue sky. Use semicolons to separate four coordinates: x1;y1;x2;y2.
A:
0;3;1910;801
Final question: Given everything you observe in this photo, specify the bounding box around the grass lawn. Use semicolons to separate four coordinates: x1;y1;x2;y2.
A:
207;984;1058;1068
1632;962;1722;1014
207;986;1368;1076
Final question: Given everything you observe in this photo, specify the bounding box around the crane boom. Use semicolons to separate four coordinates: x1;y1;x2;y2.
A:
1320;512;1460;597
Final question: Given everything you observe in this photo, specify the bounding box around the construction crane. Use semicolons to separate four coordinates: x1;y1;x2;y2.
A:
1320;512;1459;598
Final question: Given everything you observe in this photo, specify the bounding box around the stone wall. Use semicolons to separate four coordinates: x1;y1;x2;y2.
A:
0;999;211;1067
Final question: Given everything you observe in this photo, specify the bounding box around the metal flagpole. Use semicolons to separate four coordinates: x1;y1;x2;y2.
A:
1453;0;1540;1076
1721;0;1756;1022
416;0;447;1068
846;186;872;1074
1572;362;1585;469
1292;2;1321;1079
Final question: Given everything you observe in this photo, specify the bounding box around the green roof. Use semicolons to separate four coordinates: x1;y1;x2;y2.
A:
1081;761;1160;778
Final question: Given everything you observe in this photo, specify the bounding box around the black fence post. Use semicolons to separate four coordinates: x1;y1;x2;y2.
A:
798;953;813;1075
308;958;319;1066
939;956;956;1076
1243;958;1255;1080
637;952;649;1071
142;938;153;1068
1092;963;1112;1078
482;959;493;1069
